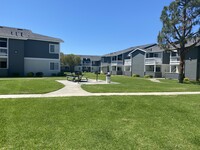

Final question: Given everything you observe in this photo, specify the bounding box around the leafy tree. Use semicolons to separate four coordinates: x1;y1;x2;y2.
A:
60;53;81;72
158;0;200;83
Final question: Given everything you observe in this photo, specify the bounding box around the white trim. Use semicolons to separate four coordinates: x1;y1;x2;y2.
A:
49;62;60;71
128;48;146;56
24;57;59;61
49;43;59;54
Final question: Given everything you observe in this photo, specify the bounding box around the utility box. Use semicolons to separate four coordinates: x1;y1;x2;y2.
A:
106;72;111;83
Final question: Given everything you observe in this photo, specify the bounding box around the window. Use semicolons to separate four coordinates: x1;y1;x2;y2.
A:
0;38;7;48
171;52;177;57
50;62;59;70
49;44;59;54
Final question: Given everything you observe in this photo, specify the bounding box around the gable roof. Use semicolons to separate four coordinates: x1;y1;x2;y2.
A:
128;44;165;56
0;26;63;43
102;43;156;57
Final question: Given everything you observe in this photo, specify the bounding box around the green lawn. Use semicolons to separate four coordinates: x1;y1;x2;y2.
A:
82;73;200;92
0;78;65;94
0;95;200;149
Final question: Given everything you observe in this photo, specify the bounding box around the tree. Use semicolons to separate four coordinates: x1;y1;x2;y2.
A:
158;0;200;83
60;53;81;72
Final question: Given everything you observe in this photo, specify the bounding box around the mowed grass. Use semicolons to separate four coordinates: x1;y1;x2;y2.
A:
0;78;64;94
82;73;200;92
0;95;200;149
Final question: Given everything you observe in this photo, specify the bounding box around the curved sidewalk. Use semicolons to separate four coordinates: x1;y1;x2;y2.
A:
0;79;200;99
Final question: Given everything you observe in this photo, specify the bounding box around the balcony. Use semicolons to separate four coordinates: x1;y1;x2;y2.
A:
145;58;162;65
170;57;180;65
101;62;110;67
124;59;131;66
111;60;123;66
82;62;91;67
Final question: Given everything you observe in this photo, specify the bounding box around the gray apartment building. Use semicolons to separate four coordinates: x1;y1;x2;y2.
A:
0;26;63;77
101;44;155;75
101;43;200;80
61;55;101;73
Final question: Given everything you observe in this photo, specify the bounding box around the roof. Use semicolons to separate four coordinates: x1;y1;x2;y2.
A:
128;44;165;56
0;26;63;43
102;43;156;57
65;54;101;61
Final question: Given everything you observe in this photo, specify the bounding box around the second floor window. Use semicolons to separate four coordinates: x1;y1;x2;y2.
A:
49;44;59;54
146;53;161;58
0;38;7;48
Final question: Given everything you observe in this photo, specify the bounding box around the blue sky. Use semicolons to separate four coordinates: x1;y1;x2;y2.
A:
0;0;172;55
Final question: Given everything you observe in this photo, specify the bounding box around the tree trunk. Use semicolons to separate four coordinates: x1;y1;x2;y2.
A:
178;54;185;83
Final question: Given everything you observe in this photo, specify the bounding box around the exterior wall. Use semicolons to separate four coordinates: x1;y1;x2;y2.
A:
145;71;162;78
161;64;170;78
123;71;132;76
0;69;8;77
131;50;145;77
162;51;170;64
165;73;179;79
91;66;100;72
24;40;59;59
185;47;198;80
8;39;25;76
111;70;123;75
24;57;60;76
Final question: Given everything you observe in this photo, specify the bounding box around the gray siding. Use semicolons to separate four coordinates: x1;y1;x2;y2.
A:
185;47;198;80
24;40;59;59
131;50;145;77
0;69;8;77
162;51;170;64
165;73;179;79
8;39;25;76
123;71;132;76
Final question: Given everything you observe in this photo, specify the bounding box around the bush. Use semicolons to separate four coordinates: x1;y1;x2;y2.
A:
184;77;190;82
12;73;20;77
27;72;34;77
35;72;43;77
144;75;153;78
132;74;140;77
57;72;65;76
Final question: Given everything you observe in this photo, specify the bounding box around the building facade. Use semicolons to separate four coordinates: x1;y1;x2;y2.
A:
73;55;101;73
0;26;63;77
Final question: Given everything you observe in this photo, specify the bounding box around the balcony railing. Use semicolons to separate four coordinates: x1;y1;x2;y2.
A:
145;58;162;65
82;62;92;67
170;57;180;65
124;59;131;66
111;60;123;66
101;62;110;67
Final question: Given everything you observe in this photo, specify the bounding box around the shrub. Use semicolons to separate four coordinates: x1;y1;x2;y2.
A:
184;77;190;82
144;75;153;78
132;74;140;77
57;72;65;76
27;72;34;77
35;72;43;77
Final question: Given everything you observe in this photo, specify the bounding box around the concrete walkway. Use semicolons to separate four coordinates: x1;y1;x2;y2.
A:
0;79;200;99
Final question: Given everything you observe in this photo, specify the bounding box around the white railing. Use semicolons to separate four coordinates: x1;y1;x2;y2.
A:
124;59;131;66
145;58;162;65
101;62;110;66
111;60;123;66
170;57;180;65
